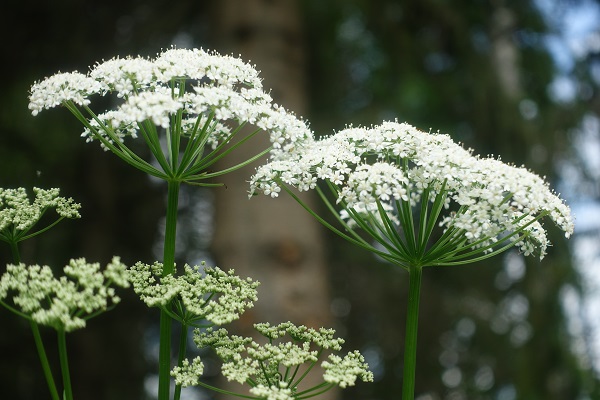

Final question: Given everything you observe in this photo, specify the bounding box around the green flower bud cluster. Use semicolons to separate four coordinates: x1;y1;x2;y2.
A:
0;187;80;244
0;257;128;332
128;261;259;326
172;322;373;399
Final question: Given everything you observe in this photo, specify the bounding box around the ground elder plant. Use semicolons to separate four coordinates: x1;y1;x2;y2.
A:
250;120;574;399
16;47;373;400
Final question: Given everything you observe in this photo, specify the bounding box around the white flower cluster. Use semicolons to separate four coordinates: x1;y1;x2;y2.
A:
322;350;374;388
127;261;259;325
171;357;204;387
249;383;294;400
254;321;344;350
29;48;313;159
250;121;574;260
28;72;103;115
0;187;81;234
171;322;373;399
0;257;128;332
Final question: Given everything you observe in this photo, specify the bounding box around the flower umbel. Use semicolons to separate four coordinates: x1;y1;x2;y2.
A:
322;350;374;388
250;121;574;266
0;257;128;332
29;48;314;185
128;261;259;326
172;322;373;399
0;187;81;245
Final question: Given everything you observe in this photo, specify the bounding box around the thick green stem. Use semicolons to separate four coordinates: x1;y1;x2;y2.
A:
402;265;423;400
57;329;73;400
158;180;181;400
162;180;180;277
9;239;20;264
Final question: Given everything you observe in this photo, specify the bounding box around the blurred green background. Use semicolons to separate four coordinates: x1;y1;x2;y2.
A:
1;0;600;399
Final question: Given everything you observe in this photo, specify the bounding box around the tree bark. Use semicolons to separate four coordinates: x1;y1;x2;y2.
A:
209;0;334;355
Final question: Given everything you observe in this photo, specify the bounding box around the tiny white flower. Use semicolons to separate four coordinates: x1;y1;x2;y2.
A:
249;384;294;400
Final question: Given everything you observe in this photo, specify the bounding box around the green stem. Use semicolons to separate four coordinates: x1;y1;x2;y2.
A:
158;180;181;400
194;380;258;399
31;321;61;400
290;348;322;388
8;241;60;400
157;303;172;399
19;216;66;242
9;240;20;264
162;180;180;277
173;324;189;400
57;329;73;400
402;264;423;400
297;382;335;399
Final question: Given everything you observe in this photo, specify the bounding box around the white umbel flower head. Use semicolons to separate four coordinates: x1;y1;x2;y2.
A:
29;47;314;181
250;121;574;265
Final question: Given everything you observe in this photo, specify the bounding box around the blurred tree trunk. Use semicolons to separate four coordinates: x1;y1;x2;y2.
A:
209;1;335;396
490;5;521;100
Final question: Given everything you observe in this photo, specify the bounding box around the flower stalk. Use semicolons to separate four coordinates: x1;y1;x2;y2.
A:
158;180;180;400
30;321;61;400
173;324;189;400
402;264;422;400
57;329;73;400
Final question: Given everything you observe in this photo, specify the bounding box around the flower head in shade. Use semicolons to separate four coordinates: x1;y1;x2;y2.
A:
171;321;373;399
250;121;573;267
127;261;259;326
0;257;128;332
29;48;314;184
0;187;81;244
